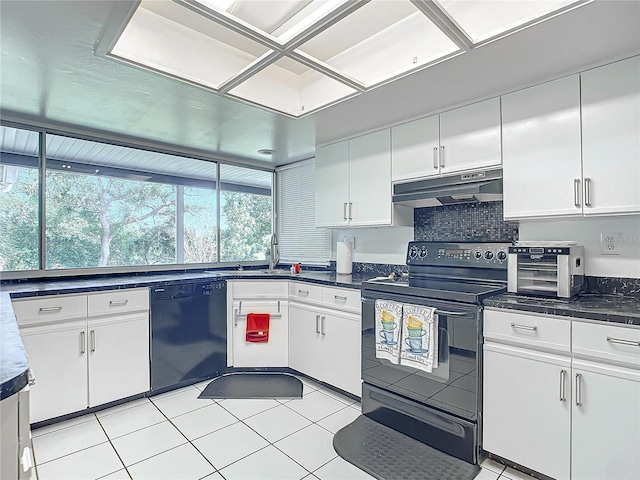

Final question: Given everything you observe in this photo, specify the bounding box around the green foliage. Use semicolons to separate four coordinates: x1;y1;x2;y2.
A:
220;191;271;262
0;166;272;271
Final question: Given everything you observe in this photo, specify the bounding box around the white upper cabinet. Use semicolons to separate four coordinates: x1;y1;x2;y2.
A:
315;140;350;228
391;98;501;183
391;115;440;182
502;55;640;220
349;130;393;227
439;97;502;174
315;130;411;228
581;56;640;216
502;75;582;219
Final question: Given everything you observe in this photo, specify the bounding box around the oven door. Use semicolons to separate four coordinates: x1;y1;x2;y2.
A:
362;289;481;422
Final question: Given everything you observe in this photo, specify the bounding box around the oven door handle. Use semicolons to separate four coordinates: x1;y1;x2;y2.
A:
434;309;474;318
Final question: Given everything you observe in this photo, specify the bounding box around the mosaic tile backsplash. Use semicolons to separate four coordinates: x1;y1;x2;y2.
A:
414;202;519;243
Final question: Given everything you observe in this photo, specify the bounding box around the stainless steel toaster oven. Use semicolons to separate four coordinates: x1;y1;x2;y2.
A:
508;244;585;298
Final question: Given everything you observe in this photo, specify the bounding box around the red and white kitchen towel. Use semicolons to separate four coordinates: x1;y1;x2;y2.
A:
246;313;270;343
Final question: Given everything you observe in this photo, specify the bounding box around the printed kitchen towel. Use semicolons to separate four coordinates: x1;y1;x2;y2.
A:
246;313;270;343
375;300;403;364
400;304;438;373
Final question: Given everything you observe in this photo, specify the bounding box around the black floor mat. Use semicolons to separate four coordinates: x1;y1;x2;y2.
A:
198;372;303;399
333;415;481;480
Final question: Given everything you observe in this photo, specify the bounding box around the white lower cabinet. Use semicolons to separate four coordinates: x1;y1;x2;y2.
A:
88;314;150;408
288;285;361;397
571;360;640;480
319;310;361;396
20;321;89;423
483;343;571;480
15;289;150;423
231;299;289;368
483;309;640;480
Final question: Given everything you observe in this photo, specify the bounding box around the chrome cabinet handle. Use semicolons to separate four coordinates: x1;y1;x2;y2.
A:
348;202;353;220
433;147;439;169
440;145;445;168
39;306;62;312
321;316;326;336
109;299;128;306
511;322;537;331
90;330;96;352
575;373;582;406
298;289;309;296
28;369;36;386
607;336;640;347
343;202;347;221
574;178;581;207
80;331;86;354
584;177;592;206
334;295;347;301
315;315;320;334
434;309;473;317
559;370;567;402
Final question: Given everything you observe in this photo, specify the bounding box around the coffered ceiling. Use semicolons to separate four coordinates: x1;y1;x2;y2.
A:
1;1;639;168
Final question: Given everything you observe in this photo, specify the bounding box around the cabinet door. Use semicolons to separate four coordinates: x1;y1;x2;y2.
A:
320;311;361;397
572;361;640;480
391;115;440;181
88;313;150;407
502;75;582;219
483;344;570;480
288;304;323;380
349;130;392;226
20;322;88;423
315;141;350;228
581;56;640;216
232;300;289;368
439;97;501;174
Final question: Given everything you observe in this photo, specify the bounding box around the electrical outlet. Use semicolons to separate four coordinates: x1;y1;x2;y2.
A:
600;232;621;255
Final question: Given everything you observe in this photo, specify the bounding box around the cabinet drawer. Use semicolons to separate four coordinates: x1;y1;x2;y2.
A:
484;309;570;354
322;287;361;313
231;280;288;298
573;321;640;368
12;294;87;326
87;288;149;317
289;282;323;303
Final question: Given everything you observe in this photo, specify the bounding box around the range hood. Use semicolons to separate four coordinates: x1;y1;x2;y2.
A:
393;168;503;207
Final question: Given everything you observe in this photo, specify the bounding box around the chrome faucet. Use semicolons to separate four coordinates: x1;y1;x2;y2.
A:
269;233;280;270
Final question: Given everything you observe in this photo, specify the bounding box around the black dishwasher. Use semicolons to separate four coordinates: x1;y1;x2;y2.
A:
150;280;227;393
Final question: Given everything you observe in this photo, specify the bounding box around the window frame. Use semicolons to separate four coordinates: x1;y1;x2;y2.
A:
0;121;276;279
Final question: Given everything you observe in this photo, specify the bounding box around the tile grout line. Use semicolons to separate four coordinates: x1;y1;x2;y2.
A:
95;413;133;480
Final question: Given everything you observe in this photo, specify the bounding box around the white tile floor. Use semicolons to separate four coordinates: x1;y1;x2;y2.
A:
31;376;532;480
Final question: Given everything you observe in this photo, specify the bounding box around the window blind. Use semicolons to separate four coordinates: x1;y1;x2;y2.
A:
276;159;331;265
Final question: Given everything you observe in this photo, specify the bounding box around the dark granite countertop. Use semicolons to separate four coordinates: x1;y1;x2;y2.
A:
484;293;640;326
0;269;372;397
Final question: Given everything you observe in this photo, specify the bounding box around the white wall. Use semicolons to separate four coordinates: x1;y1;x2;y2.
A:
332;227;413;266
519;216;640;278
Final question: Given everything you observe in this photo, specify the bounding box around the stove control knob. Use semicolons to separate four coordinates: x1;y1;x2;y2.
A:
409;246;419;259
419;246;428;259
484;250;494;260
497;250;507;261
474;250;482;260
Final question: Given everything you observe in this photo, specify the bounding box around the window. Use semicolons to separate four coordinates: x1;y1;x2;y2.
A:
0;126;274;274
0;126;40;271
219;164;272;262
276;159;331;265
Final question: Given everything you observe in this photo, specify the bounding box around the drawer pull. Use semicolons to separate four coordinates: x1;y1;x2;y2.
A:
334;295;348;301
510;323;537;331
606;336;640;347
559;370;567;402
39;306;62;312
297;290;309;296
109;299;128;306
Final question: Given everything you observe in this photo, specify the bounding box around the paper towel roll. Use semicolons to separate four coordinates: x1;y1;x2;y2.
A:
336;241;353;275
